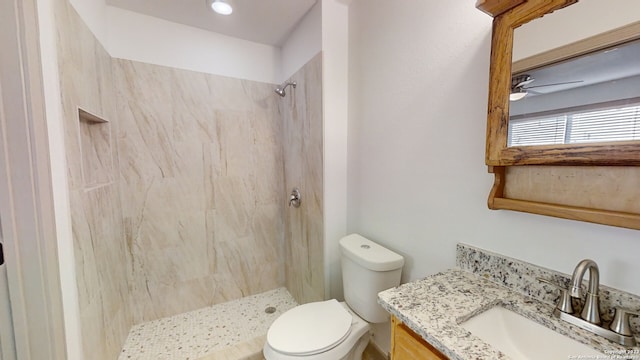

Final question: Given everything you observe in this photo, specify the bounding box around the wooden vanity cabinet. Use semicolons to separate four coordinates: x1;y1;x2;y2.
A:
391;316;449;360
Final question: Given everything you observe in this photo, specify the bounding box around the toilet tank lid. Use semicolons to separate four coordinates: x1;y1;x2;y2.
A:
340;234;404;272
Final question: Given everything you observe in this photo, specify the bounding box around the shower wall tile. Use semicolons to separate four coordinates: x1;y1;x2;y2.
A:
53;1;133;359
282;53;325;304
114;59;285;323
55;0;318;354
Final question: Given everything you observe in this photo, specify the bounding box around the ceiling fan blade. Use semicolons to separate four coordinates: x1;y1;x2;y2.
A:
516;78;535;88
524;80;583;89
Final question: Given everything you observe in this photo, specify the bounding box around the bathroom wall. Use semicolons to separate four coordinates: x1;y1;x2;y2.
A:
107;6;281;84
321;0;350;301
280;2;322;81
66;0;281;84
115;59;285;323
347;0;640;300
513;0;640;61
281;53;325;304
52;0;133;358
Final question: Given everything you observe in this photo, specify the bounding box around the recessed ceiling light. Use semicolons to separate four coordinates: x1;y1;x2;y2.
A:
207;0;233;15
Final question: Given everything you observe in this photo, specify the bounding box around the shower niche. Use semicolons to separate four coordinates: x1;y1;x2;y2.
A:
78;108;114;188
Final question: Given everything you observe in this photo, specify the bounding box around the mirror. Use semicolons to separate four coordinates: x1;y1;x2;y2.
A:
509;38;640;147
508;0;640;148
483;0;640;166
478;0;640;230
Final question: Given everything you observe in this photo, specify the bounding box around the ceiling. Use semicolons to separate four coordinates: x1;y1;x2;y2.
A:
106;0;318;46
514;38;640;95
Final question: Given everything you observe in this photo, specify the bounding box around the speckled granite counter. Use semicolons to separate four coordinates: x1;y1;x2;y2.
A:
378;244;640;360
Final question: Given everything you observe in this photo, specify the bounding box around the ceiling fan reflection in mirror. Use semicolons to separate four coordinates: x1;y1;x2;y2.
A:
510;74;583;101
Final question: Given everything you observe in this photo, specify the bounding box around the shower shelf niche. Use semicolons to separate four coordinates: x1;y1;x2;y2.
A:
78;108;114;189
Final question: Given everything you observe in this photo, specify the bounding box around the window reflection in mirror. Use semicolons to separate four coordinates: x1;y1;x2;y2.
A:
508;38;640;147
506;0;640;148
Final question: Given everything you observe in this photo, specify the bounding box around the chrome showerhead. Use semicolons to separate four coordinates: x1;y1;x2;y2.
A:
275;81;296;97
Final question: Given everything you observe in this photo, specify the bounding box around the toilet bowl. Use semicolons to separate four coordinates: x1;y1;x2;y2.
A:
263;300;370;360
264;234;405;360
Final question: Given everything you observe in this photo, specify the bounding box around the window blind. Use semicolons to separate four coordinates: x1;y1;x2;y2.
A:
508;116;566;146
508;103;640;146
569;106;640;143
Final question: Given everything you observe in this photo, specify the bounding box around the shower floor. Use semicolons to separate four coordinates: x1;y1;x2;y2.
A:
119;287;297;360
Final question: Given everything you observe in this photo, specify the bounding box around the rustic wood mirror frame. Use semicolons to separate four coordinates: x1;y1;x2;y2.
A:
477;0;640;230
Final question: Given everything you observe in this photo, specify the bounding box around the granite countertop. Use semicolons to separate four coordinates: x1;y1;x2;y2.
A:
378;268;637;360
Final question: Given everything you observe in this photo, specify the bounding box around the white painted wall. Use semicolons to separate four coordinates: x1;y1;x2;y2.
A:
107;6;281;84
513;0;640;61
67;0;321;84
36;0;83;359
280;2;322;82
347;0;640;308
66;0;282;83
68;0;108;46
321;0;349;303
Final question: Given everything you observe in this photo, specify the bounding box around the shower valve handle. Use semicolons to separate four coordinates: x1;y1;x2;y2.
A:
289;188;301;208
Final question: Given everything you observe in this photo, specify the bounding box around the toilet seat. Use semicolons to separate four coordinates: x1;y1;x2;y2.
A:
267;299;353;356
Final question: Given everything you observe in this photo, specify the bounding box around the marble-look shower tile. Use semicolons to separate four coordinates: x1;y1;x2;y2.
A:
116;59;286;323
203;143;221;210
282;53;324;304
81;298;109;356
213;176;254;240
70;183;131;358
251;204;284;267
55;3;133;359
134;214;208;282
206;76;272;113
212;237;265;295
79;117;113;186
130;275;219;322
69;189;100;306
55;0;113;190
170;69;222;144
115;60;177;180
215;110;255;178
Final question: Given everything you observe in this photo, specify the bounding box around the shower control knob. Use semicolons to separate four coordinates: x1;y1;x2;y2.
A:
289;188;301;208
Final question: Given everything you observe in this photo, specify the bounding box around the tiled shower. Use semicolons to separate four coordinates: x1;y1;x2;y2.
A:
52;0;324;358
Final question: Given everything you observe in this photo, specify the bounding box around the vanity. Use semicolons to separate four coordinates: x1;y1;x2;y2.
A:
379;244;640;360
390;315;447;360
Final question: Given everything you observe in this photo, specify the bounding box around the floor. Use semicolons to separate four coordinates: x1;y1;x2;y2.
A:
119;287;297;360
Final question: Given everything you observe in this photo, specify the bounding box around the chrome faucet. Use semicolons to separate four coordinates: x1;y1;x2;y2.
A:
569;259;601;325
540;259;639;346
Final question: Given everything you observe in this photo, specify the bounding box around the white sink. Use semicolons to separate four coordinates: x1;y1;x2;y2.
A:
461;306;603;359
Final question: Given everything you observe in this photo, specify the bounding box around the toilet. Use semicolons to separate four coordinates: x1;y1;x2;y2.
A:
263;234;404;360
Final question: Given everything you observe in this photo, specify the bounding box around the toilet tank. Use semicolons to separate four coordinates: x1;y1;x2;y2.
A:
340;234;404;323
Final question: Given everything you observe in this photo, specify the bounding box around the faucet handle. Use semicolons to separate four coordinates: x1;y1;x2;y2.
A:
609;307;640;337
537;277;574;314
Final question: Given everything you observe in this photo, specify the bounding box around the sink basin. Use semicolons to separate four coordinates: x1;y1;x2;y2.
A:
461;306;603;359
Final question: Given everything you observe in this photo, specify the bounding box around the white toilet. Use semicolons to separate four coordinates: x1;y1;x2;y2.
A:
263;234;404;360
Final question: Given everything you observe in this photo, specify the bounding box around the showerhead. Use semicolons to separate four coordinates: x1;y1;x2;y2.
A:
275;81;296;97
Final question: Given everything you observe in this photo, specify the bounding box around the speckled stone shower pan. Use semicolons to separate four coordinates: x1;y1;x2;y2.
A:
119;288;297;360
